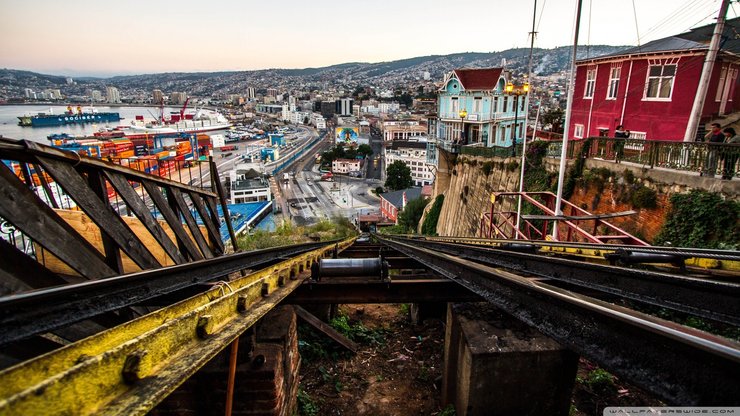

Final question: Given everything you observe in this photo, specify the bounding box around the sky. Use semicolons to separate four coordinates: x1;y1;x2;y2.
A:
0;0;733;77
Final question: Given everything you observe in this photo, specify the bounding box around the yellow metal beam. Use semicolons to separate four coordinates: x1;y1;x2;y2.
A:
0;238;353;416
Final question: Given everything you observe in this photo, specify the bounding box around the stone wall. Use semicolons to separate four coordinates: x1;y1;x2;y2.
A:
433;151;522;237
431;148;739;240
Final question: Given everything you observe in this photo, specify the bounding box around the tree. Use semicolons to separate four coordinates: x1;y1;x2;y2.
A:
385;161;413;191
398;197;430;233
541;107;565;133
357;144;373;157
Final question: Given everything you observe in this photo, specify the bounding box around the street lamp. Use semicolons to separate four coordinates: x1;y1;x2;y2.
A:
506;82;529;157
458;109;468;146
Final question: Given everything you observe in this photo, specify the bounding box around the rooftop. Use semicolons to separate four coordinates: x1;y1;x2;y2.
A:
453;68;504;91
380;187;423;209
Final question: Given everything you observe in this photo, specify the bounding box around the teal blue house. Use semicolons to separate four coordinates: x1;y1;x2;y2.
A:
435;68;528;149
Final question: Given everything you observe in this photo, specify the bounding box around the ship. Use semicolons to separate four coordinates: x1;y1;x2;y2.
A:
121;107;231;139
18;106;120;127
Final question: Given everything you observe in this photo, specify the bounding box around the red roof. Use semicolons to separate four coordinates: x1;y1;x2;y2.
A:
453;68;503;91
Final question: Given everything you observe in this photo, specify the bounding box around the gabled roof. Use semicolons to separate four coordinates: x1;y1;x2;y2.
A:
380;187;423;209
453;68;503;91
580;17;740;63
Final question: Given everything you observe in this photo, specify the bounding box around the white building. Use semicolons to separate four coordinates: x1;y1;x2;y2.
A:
332;158;361;174
90;90;103;102
229;165;272;203
381;120;427;142
378;102;400;113
337;98;353;116
384;139;434;186
313;114;326;130
106;86;121;103
423;71;431;80
281;104;290;122
246;87;256;100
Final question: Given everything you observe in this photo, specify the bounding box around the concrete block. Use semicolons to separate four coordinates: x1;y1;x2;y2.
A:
444;302;578;416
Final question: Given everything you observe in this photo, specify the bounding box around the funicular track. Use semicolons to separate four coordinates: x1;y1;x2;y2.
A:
374;234;740;405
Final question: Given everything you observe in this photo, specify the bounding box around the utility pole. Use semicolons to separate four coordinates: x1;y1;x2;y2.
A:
684;0;731;141
553;0;583;241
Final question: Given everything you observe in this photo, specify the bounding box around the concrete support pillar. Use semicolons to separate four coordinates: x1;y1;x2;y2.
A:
443;302;578;416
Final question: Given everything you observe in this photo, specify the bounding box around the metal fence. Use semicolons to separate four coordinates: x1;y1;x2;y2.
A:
437;136;739;178
554;137;739;177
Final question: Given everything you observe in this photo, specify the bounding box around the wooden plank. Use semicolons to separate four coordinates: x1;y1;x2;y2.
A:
522;210;637;221
294;305;358;353
0;237;68;295
37;156;161;270
105;171;186;265
168;188;214;259
34;210;209;276
32;163;58;209
0;162;115;279
86;169;124;274
142;181;203;261
205;196;222;235
188;191;224;255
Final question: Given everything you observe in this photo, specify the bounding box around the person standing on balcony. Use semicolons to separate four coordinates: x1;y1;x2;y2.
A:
701;123;724;176
614;125;630;163
721;127;739;180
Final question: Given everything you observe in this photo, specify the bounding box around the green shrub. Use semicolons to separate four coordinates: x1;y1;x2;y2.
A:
297;389;320;416
506;160;519;172
421;194;444;235
481;161;494;176
622;169;635;185
655;189;740;249
630;186;657;209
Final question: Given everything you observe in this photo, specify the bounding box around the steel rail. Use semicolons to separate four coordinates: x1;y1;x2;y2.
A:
0;241;334;346
387;237;740;326
375;235;740;405
0;238;353;416
402;234;740;263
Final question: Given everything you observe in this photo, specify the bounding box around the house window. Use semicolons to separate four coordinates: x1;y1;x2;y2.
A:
493;97;499;112
584;69;596;98
473;97;482;113
607;66;621;99
503;96;509;112
450;97;459;114
645;62;677;99
574;124;584;138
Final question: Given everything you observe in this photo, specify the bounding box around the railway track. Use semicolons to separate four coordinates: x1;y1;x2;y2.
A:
374;234;740;405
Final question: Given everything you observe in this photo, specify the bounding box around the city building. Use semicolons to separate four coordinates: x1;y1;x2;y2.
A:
152;89;163;104
436;67;526;148
320;101;336;119
379;187;423;223
569;17;740;142
24;88;34;99
336;98;354;116
106;86;121;104
384;139;434;186
229;166;272;203
170;92;188;105
90;90;103;102
256;104;284;115
246;87;256;100
266;88;278;98
331;158;361;174
378;102;400;113
314;115;327;130
381;120;427;142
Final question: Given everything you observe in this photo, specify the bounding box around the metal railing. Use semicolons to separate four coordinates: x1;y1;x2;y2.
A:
439;135;739;177
554;137;739;177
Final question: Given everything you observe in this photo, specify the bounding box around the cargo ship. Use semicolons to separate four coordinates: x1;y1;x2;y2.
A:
18;106;120;127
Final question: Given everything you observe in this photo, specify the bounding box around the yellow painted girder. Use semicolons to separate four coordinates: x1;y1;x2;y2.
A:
0;238;353;416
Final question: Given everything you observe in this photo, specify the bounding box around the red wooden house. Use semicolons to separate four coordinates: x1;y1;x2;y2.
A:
568;17;740;142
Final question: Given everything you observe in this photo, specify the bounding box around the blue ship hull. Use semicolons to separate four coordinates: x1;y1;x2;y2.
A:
18;112;121;127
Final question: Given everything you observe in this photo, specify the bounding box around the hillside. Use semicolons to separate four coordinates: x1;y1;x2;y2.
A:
0;45;629;96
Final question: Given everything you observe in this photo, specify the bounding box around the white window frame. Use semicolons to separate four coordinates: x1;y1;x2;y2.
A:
574;124;585;138
450;97;459;115
715;65;728;102
607;65;621;100
644;58;679;101
473;97;482;113
584;68;596;98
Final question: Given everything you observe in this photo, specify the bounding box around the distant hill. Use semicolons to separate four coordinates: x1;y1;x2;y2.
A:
0;45;630;95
